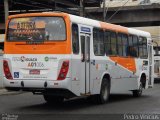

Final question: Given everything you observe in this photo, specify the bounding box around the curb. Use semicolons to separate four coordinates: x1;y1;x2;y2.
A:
0;88;23;96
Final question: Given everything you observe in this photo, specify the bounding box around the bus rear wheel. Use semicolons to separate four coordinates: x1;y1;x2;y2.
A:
43;95;64;104
132;82;143;97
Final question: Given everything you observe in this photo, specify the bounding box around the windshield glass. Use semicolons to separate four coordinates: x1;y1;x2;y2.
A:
7;17;66;41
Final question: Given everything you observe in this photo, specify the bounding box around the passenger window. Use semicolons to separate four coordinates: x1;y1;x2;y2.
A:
72;24;79;54
110;32;117;55
128;35;133;46
139;37;148;58
132;35;139;57
93;28;105;56
104;31;110;55
122;34;128;57
127;35;138;57
117;33;123;56
104;31;117;56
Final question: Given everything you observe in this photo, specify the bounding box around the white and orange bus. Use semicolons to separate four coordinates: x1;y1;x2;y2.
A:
3;12;154;104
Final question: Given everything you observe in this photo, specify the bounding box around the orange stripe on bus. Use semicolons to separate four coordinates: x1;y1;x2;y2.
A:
5;13;72;54
4;42;71;54
100;22;128;34
109;56;136;72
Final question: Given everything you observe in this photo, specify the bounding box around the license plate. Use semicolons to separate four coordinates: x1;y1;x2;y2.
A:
29;69;40;75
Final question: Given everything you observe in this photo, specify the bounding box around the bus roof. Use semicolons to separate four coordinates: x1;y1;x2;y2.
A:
69;14;151;36
128;28;151;38
69;14;128;34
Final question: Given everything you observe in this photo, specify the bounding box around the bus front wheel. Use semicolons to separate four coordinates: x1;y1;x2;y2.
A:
94;78;110;104
132;82;143;97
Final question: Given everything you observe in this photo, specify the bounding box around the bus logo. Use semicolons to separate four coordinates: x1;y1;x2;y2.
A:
45;57;49;62
12;56;37;62
21;56;25;62
44;56;57;62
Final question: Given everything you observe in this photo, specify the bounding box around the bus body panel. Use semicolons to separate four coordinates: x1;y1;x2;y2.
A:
3;54;71;80
108;58;138;93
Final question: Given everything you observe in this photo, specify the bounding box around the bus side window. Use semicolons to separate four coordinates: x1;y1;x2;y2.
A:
126;35;138;57
132;35;139;57
139;37;148;58
93;28;105;56
143;37;148;58
104;31;110;55
110;32;117;55
127;35;133;57
72;24;79;54
117;33;123;56
122;34;128;57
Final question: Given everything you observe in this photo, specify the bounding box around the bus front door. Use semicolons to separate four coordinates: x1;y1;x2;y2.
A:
80;34;91;94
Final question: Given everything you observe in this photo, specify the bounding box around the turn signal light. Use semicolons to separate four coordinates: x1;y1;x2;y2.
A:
57;60;69;80
3;60;13;80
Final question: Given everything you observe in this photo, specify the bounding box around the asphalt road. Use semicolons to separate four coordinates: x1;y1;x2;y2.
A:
0;84;160;120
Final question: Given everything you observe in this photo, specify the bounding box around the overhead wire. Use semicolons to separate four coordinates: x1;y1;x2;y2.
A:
107;0;127;7
11;0;79;14
107;0;130;22
103;0;128;21
13;1;49;10
24;0;55;9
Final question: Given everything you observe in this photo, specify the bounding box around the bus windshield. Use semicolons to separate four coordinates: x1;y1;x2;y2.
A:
7;17;66;41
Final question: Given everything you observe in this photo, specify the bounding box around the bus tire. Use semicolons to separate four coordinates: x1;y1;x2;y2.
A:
43;95;64;104
132;82;143;97
94;78;110;104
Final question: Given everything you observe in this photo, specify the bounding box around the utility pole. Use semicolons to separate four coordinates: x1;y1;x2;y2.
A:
80;0;85;17
4;0;9;26
54;1;57;11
